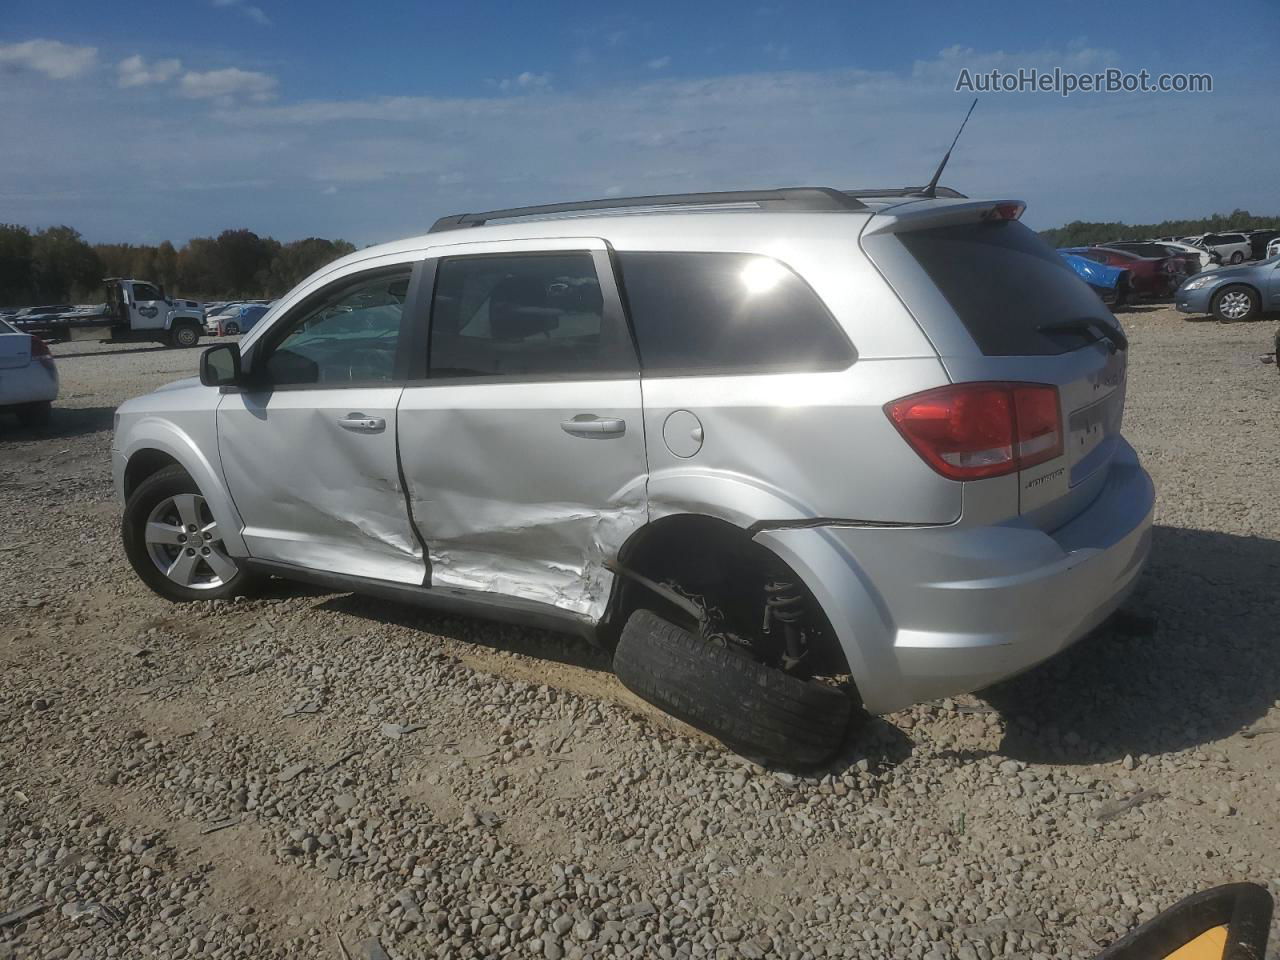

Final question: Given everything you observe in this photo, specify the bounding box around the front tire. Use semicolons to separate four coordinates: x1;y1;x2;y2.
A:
1211;285;1260;323
1229;251;1245;265
613;608;854;767
15;401;51;428
223;322;240;336
122;465;254;602
170;323;200;348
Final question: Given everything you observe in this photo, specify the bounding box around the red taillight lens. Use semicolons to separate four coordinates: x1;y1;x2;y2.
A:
30;336;51;357
886;382;1062;480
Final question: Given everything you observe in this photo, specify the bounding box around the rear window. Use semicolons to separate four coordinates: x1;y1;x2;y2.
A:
0;320;15;334
615;252;854;375
898;220;1113;356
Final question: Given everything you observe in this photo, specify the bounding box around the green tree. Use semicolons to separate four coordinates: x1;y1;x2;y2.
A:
1041;209;1279;248
30;226;102;302
0;224;36;306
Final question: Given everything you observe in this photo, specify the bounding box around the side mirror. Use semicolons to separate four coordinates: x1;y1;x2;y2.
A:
1093;883;1271;959
200;343;242;387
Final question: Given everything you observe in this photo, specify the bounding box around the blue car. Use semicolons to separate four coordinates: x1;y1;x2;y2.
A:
216;304;270;336
1175;254;1280;322
1058;250;1131;305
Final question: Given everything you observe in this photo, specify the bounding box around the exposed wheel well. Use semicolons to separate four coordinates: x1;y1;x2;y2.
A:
601;513;851;676
123;450;182;500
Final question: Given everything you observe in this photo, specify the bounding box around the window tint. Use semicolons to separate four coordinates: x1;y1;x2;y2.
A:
615;252;853;375
263;271;408;386
132;283;162;302
0;319;15;334
899;220;1113;357
428;253;635;378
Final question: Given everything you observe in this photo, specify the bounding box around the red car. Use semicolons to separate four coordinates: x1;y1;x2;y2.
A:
1068;246;1184;298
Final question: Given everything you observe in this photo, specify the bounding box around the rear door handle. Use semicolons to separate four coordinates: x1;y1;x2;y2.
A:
338;413;386;432
560;416;626;438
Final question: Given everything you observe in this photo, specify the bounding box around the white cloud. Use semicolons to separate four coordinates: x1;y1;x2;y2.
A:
1;42;1271;249
0;39;97;79
117;55;182;88
646;56;671;71
497;71;551;93
180;67;278;101
212;0;272;26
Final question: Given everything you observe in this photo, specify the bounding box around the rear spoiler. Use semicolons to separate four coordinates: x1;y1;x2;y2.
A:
861;198;1027;236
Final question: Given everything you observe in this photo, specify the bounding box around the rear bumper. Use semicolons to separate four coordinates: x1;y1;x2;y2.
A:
755;439;1155;714
0;362;58;407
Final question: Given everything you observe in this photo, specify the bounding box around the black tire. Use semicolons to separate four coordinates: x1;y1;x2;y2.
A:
122;465;256;602
613;608;853;767
224;322;239;336
1210;284;1260;323
170;323;200;348
15;401;51;428
1230;251;1245;265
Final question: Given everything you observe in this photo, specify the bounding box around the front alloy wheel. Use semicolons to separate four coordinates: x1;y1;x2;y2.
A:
122;465;254;602
144;493;237;589
1211;285;1259;323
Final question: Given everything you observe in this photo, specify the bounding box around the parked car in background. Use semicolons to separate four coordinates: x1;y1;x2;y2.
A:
1188;232;1253;264
1061;246;1181;298
1245;229;1280;261
0;319;58;427
14;304;73;320
204;303;244;335
1058;251;1131;304
1100;241;1202;276
216;303;270;336
1176;257;1280;322
1150;239;1221;271
1267;237;1280;259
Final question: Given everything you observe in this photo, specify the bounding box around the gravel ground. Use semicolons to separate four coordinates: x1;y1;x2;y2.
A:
1;308;1279;960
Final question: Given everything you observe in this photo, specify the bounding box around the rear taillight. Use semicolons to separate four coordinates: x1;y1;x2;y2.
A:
30;336;50;357
885;382;1063;481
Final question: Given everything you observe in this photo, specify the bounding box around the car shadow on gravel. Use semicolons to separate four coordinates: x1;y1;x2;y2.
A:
317;592;616;672
51;344;174;359
0;405;115;441
319;591;916;775
981;524;1280;765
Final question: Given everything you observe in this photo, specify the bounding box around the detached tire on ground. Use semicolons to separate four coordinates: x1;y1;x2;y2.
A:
613;608;853;767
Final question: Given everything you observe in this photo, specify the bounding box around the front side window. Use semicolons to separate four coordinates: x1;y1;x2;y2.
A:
428;252;635;378
132;283;161;302
262;270;409;386
615;252;854;375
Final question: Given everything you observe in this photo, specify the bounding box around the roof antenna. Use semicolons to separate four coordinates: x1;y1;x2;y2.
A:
920;98;977;199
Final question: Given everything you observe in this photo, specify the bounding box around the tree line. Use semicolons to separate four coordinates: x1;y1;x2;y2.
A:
0;224;356;308
1038;208;1278;249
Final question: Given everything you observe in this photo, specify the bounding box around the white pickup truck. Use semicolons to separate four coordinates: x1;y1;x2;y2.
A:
15;278;206;348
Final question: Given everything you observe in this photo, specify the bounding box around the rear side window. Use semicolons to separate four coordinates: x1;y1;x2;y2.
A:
429;253;636;379
615;252;854;375
899;220;1113;356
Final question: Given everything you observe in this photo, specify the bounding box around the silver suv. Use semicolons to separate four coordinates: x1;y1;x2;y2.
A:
114;187;1154;765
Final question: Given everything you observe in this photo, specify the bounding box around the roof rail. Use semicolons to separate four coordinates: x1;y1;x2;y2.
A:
845;186;968;199
428;187;867;233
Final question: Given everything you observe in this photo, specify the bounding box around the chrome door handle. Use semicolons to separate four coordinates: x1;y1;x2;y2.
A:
560;416;626;438
338;413;385;432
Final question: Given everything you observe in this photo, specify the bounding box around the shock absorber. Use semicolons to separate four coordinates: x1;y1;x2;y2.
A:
763;577;807;671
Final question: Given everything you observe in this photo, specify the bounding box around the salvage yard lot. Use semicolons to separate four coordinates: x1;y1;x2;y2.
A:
2;307;1279;959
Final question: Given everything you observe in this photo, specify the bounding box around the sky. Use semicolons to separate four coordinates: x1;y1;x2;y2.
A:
2;0;1277;247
